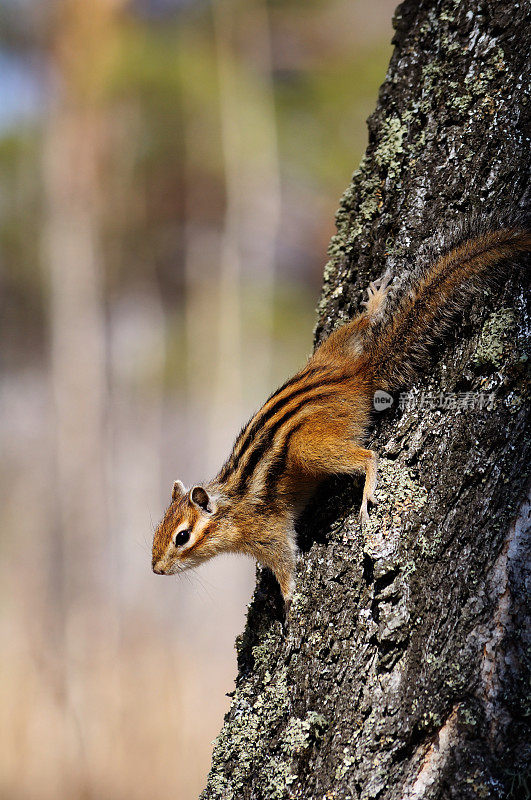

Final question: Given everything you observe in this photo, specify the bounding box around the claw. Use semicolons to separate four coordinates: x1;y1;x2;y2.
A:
362;270;394;319
360;490;377;526
376;268;393;291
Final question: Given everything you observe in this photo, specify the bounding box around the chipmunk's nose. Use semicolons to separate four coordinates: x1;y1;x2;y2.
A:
152;560;165;575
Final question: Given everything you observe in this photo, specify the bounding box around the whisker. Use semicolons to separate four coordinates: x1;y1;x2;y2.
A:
187;567;215;604
135;535;151;555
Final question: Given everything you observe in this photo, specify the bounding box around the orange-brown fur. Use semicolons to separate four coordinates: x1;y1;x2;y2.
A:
152;224;530;609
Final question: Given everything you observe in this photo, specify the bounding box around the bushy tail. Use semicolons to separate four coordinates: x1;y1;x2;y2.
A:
366;222;531;391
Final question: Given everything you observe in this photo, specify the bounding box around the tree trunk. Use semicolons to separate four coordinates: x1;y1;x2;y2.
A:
202;1;530;798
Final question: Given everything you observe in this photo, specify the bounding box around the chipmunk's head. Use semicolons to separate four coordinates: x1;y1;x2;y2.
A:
152;480;220;575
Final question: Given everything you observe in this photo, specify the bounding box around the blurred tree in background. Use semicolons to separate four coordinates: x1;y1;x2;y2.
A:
0;1;395;798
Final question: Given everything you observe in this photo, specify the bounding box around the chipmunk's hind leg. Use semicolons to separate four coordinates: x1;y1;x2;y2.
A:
362;269;393;322
312;270;393;363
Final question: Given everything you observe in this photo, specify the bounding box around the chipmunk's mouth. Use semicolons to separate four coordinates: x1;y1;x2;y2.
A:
152;557;188;576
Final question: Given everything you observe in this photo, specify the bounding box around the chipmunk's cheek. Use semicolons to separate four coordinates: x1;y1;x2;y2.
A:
177;555;197;572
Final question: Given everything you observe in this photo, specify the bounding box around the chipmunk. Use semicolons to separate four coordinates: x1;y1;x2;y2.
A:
152;222;530;608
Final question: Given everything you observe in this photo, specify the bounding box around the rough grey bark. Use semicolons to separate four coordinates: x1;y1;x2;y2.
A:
202;1;530;798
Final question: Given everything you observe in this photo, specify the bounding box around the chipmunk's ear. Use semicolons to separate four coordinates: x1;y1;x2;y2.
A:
190;485;213;513
172;480;186;501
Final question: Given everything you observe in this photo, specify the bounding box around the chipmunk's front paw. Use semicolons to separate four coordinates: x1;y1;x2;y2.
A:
279;577;295;627
359;494;377;526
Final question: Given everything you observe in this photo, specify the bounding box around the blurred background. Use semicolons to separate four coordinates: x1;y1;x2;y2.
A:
0;1;395;797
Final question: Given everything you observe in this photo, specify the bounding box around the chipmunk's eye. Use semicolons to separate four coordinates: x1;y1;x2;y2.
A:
174;529;190;547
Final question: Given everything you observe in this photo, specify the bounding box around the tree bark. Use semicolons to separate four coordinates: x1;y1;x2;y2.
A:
202;1;530;798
